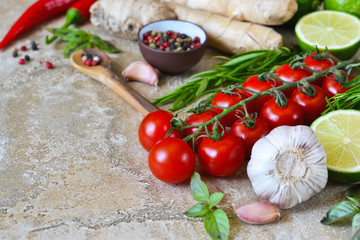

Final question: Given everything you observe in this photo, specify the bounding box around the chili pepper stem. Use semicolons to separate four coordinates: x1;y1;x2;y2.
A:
182;59;355;143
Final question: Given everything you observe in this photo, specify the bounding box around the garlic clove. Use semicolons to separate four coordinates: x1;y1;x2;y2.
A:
122;61;159;86
235;201;280;224
247;125;328;209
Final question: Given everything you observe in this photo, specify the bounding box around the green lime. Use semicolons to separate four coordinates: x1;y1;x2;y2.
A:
324;0;360;18
295;10;360;59
310;110;360;183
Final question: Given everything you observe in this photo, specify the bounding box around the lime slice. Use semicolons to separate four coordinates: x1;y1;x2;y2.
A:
295;10;360;59
310;110;360;183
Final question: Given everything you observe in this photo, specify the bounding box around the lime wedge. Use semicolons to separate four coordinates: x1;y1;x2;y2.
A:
295;10;360;59
310;110;360;183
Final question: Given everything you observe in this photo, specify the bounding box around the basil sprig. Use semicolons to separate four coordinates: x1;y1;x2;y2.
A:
185;172;229;240
321;185;360;239
47;27;119;58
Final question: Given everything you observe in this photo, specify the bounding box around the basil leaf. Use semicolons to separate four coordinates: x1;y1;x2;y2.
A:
352;213;360;240
185;203;209;217
209;192;224;209
347;196;360;205
321;201;359;225
346;184;360;202
204;209;230;240
47;28;70;39
190;172;210;203
63;28;89;43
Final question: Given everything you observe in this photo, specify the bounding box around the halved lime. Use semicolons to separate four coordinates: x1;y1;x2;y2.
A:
295;10;360;59
310;110;360;183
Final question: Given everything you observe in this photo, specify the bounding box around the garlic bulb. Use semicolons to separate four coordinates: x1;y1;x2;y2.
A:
247;125;328;209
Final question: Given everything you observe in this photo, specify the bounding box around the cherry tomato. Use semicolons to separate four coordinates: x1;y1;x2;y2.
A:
321;72;354;98
138;110;183;152
148;138;196;184
184;110;219;148
274;63;312;96
242;75;282;113
197;134;245;177
230;117;271;159
211;89;252;128
290;85;328;125
304;51;337;85
260;97;304;128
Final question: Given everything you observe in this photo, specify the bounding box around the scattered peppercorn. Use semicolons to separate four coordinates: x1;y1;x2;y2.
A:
24;55;30;61
12;48;18;57
31;41;38;50
45;61;53;69
143;30;201;52
18;58;26;64
20;45;27;51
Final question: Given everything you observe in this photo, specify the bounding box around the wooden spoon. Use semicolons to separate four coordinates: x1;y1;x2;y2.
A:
70;48;159;116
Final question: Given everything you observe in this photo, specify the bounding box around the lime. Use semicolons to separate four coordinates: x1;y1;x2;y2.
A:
324;0;360;18
295;10;360;59
310;110;360;183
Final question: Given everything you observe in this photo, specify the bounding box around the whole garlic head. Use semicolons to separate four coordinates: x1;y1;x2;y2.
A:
247;125;328;209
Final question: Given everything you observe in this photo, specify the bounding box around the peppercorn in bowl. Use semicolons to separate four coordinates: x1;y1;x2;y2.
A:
138;20;207;74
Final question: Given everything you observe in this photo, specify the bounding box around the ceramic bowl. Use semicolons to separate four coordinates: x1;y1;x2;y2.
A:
138;20;207;74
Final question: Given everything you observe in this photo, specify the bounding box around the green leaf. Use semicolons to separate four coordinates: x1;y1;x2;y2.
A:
209;192;224;209
352;213;360;240
185;203;209;217
196;80;208;96
321;201;360;225
190;172;210;203
222;51;267;67
90;34;119;53
204;209;230;240
64;41;88;58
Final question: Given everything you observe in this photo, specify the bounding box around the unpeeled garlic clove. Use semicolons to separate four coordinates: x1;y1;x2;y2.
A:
122;61;158;86
235;201;280;224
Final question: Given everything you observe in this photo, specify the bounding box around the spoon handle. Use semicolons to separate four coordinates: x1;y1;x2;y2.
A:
104;73;159;115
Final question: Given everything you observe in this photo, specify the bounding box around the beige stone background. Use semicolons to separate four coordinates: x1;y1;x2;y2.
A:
0;0;357;239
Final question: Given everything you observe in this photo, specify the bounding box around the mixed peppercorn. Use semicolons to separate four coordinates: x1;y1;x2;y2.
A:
81;53;101;66
142;30;201;52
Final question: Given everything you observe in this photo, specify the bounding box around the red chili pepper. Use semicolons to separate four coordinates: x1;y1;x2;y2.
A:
46;0;98;44
0;0;81;50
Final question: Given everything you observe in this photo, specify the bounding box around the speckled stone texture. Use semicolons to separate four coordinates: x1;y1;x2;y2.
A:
0;0;356;239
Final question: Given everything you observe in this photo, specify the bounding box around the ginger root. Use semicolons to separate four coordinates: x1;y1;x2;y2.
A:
174;5;283;54
90;0;176;40
162;0;298;25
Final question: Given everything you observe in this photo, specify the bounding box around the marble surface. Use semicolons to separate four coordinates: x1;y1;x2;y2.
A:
0;0;355;239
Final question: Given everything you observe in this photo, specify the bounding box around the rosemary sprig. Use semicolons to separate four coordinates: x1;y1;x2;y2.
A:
153;46;302;111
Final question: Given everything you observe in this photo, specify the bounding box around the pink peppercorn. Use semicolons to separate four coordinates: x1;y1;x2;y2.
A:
20;46;27;51
171;33;178;40
147;35;153;40
91;60;98;66
154;36;160;42
163;41;169;48
45;61;53;69
194;36;200;43
166;30;173;36
18;58;26;64
143;32;150;39
84;60;92;66
143;39;150;45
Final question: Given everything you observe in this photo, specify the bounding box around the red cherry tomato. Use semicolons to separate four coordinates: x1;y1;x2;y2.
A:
290;85;328;125
148;138;196;184
242;75;282;113
184;110;219;148
197;134;245;177
321;72;354;98
304;51;337;85
230;117;271;159
260;97;304;128
138;110;183;152
274;63;312;96
211;89;252;128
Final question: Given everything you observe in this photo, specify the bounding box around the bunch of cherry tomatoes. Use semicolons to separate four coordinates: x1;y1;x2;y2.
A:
138;52;354;184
